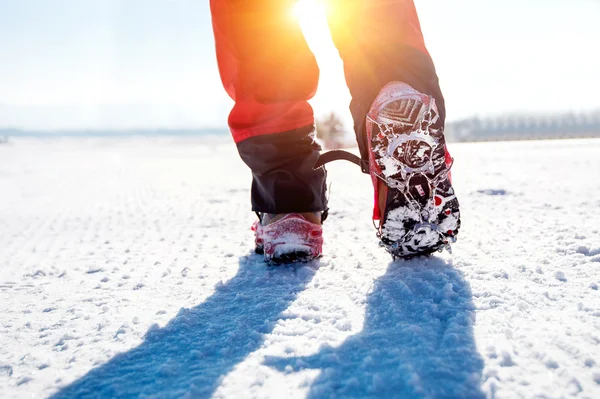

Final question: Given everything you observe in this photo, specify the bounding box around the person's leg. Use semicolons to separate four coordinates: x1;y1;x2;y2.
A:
327;0;459;257
327;0;444;168
210;0;327;215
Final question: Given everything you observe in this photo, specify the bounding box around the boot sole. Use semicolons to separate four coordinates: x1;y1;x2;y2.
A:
369;93;460;258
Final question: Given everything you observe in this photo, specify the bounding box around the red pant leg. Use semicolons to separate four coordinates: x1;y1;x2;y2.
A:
210;0;327;214
327;0;445;159
327;0;448;220
210;0;320;143
328;0;430;58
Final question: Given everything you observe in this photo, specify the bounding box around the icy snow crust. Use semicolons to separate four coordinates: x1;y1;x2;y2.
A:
1;137;600;398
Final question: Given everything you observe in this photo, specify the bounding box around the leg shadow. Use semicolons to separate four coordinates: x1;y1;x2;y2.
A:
51;254;318;399
266;257;485;398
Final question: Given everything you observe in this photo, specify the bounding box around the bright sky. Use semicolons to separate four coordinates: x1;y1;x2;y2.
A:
0;0;599;130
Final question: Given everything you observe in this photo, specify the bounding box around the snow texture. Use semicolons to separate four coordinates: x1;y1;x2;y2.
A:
1;137;600;398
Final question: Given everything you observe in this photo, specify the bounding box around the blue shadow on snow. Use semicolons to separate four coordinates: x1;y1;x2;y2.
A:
50;254;319;399
266;256;485;398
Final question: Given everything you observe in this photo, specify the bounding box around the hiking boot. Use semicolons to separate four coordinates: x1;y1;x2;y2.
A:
366;82;460;258
252;212;323;264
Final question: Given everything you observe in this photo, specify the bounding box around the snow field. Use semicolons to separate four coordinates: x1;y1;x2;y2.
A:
0;137;599;398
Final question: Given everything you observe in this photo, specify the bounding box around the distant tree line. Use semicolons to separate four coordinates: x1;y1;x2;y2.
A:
445;110;600;142
3;109;598;145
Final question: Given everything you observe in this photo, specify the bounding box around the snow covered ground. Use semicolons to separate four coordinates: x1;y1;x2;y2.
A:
1;137;599;398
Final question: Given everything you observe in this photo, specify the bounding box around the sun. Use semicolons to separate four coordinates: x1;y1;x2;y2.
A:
292;0;327;23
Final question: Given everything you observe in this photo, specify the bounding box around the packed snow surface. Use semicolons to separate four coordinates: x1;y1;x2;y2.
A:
1;137;599;398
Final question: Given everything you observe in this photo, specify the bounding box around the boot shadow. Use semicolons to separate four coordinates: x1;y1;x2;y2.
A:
50;254;319;399
266;256;485;398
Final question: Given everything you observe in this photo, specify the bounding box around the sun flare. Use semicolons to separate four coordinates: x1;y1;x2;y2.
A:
292;0;327;23
291;0;354;127
292;0;331;55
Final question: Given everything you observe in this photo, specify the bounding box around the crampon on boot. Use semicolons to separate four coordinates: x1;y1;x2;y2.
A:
366;82;460;259
252;213;323;265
